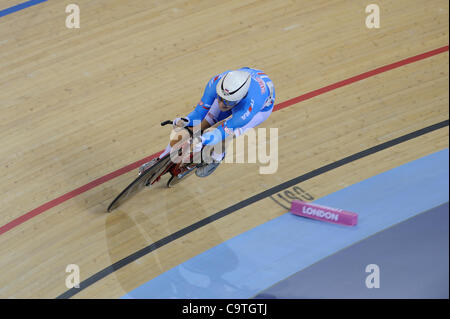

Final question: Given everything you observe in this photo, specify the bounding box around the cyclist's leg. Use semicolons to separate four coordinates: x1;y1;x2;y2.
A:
157;128;188;160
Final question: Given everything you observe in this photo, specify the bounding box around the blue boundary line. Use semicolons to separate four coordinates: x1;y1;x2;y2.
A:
0;0;47;18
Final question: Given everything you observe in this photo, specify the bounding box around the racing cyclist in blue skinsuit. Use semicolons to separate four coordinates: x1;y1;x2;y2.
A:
140;67;276;177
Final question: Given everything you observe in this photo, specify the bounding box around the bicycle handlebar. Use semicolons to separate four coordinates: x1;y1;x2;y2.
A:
161;120;193;138
160;120;173;126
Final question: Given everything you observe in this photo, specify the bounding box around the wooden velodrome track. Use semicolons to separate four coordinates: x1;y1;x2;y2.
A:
0;0;448;298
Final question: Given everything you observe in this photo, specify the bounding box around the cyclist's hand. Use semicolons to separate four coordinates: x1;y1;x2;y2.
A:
173;117;189;128
192;136;203;154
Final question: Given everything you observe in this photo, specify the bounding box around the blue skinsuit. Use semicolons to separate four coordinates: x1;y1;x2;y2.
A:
185;67;275;145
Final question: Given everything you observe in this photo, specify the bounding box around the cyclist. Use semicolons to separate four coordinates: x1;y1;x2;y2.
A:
140;67;275;177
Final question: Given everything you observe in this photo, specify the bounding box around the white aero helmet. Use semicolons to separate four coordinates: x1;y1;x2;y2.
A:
216;70;251;106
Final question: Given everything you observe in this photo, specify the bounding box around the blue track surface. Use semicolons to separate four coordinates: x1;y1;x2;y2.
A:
255;202;449;298
122;148;449;298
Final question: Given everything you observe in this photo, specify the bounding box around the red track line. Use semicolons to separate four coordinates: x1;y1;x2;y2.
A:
0;151;162;235
274;45;449;111
0;45;448;236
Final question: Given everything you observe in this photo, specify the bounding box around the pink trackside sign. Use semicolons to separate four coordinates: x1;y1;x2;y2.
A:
290;200;358;226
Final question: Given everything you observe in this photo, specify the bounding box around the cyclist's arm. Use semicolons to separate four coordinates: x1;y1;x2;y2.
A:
185;75;220;126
